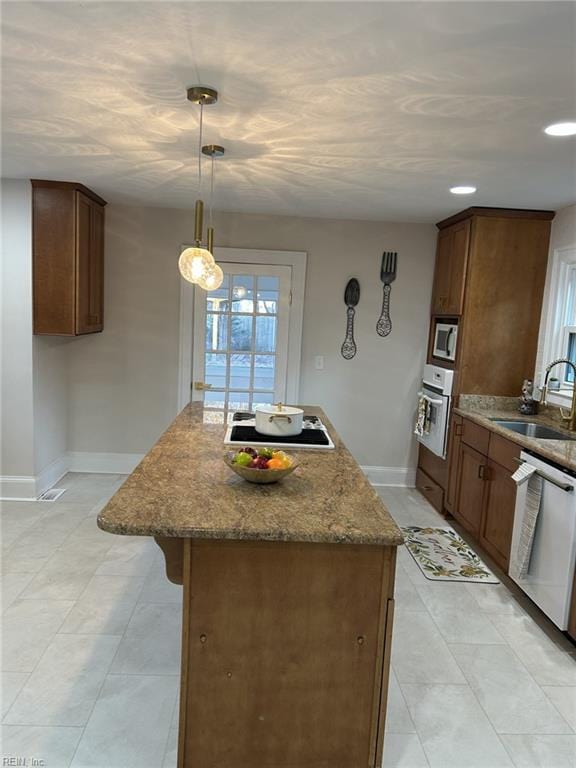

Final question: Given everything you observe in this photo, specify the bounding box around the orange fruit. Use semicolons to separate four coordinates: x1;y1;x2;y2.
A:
267;458;285;470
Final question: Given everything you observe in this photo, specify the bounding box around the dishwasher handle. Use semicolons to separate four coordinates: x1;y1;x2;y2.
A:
514;458;574;493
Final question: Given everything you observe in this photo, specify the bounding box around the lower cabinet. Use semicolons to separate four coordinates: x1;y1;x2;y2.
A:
455;442;487;537
452;419;520;572
479;461;518;571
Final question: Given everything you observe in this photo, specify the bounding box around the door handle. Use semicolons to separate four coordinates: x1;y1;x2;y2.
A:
193;381;213;391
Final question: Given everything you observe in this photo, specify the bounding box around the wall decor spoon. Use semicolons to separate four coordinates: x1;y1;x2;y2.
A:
376;251;397;337
341;278;360;360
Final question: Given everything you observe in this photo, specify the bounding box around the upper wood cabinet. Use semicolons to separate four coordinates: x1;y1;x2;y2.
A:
431;219;470;316
32;180;106;335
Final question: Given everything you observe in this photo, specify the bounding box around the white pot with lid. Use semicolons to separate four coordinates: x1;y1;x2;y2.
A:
254;403;304;437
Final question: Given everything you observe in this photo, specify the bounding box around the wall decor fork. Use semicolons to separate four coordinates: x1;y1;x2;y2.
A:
376;251;397;337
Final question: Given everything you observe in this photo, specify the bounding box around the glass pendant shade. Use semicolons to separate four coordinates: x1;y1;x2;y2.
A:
197;262;224;291
178;246;215;284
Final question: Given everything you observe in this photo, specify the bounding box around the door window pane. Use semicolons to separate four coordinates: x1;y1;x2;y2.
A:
228;392;251;412
232;276;254;312
257;276;279;314
204;389;226;409
230;354;251;389
230;316;253;351
254;355;275;390
205;353;227;388
205;313;228;352
206;276;230;312
255;316;276;352
252;392;275;409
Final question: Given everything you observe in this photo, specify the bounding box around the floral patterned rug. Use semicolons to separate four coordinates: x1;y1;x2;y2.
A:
402;526;499;583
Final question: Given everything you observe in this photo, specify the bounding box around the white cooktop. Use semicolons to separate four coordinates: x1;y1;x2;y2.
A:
224;413;335;450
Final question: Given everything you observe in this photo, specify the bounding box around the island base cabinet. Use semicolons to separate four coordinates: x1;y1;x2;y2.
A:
173;539;396;768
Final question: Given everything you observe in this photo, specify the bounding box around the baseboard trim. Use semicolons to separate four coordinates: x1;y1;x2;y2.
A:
35;455;69;497
67;451;145;474
1;452;146;500
0;476;38;501
2;457;410;500
361;466;416;488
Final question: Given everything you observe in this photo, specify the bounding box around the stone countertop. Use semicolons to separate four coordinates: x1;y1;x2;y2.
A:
97;403;404;547
455;398;576;472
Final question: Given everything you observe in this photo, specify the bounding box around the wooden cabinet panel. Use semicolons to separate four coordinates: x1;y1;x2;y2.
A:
488;432;521;474
180;539;396;768
454;442;487;536
445;414;463;513
461;418;490;454
479;459;517;571
416;468;443;513
32;180;106;336
457;216;551;396
76;192;104;334
431;220;469;316
32;186;76;335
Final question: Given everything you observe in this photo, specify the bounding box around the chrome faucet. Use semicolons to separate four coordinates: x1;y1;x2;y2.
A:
541;358;576;431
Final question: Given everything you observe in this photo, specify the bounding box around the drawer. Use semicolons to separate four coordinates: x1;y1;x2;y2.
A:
416;468;443;513
488;432;521;473
461;418;490;455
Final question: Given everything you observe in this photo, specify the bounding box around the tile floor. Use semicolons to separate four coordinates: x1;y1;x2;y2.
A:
1;474;575;767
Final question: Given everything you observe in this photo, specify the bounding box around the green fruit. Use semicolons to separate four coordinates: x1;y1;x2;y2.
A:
258;447;275;459
234;451;253;467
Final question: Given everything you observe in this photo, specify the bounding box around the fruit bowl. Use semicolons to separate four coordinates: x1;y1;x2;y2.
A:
224;449;298;484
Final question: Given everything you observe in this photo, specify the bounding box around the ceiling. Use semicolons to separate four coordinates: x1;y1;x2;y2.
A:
2;1;575;222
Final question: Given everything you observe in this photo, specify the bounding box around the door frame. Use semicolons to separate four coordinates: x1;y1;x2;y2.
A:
178;247;307;412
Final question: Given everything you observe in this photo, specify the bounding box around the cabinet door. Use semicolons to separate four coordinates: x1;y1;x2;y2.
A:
454;442;486;536
445;414;462;513
479;460;516;571
75;192;104;334
431;220;470;316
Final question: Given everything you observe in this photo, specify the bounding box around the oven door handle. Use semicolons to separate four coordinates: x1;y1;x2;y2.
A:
418;391;443;406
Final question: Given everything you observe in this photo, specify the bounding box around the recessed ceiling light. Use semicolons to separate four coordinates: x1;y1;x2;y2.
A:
450;185;477;195
544;122;576;137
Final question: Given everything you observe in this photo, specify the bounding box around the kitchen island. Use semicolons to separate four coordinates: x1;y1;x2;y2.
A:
98;403;403;768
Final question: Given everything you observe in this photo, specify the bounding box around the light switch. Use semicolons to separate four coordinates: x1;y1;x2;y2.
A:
315;356;324;370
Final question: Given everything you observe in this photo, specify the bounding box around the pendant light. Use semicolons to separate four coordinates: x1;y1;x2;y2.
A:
197;143;225;291
178;86;217;286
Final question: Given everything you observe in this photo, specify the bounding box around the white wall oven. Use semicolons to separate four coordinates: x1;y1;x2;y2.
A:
415;364;454;459
432;320;458;362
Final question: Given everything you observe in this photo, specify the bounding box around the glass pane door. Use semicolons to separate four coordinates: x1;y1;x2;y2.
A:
192;263;291;422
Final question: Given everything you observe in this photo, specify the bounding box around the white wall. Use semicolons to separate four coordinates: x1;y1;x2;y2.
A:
68;205;436;472
33;336;69;477
1;179;70;497
1;180;35;480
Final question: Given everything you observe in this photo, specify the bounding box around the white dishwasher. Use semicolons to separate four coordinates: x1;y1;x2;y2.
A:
510;451;576;630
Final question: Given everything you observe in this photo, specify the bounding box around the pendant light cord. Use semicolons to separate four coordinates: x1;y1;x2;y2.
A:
197;101;204;198
209;151;215;229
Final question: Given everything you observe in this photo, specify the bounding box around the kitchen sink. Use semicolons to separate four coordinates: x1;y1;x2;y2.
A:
490;420;576;441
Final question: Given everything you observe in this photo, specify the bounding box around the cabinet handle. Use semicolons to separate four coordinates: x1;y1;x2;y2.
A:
454;424;463;436
478;465;486;480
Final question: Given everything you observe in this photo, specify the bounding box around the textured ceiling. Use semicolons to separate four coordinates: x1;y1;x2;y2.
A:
2;1;575;222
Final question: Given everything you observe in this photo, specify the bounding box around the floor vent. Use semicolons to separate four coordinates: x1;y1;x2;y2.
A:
37;488;67;502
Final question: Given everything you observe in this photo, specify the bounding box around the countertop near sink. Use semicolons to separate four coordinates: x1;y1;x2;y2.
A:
455;395;576;472
97;402;403;546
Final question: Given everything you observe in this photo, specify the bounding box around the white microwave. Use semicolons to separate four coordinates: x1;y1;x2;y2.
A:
432;322;458;362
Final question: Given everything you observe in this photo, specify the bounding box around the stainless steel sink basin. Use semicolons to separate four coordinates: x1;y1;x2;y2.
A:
490;420;576;441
